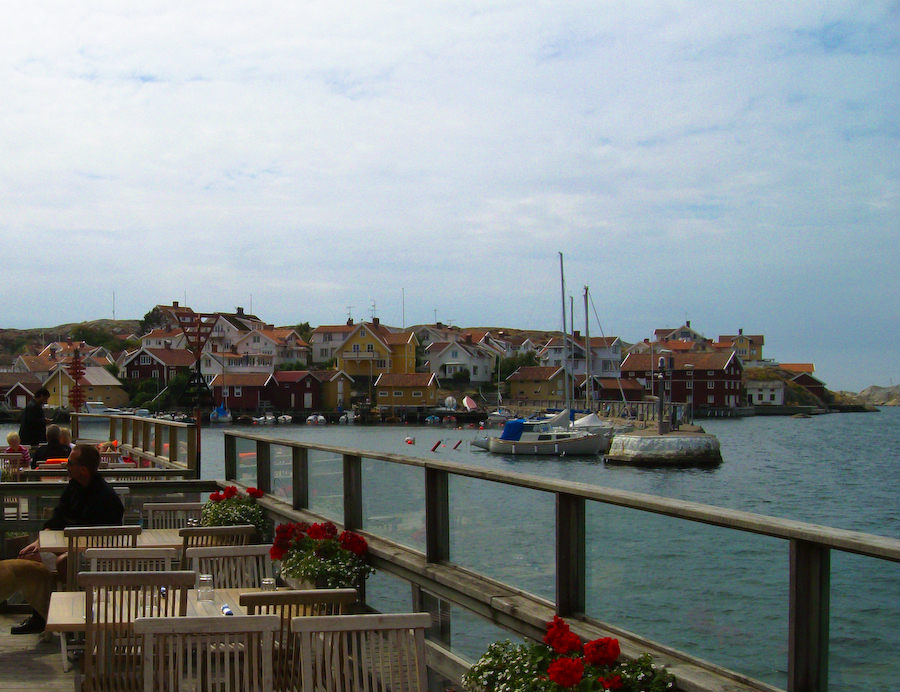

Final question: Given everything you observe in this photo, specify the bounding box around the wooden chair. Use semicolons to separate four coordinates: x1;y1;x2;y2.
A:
178;524;257;568
135;614;278;692
185;544;274;589
79;571;194;692
290;613;432;692
85;547;180;572
240;588;358;692
143;501;205;529
1;452;27;520
64;525;142;590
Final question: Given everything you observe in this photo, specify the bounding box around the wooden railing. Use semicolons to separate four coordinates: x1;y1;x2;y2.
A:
222;430;900;692
72;413;199;478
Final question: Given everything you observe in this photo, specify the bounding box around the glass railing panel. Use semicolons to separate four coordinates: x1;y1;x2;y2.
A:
448;476;555;600
307;448;344;522
234;437;258;487
361;458;425;551
584;502;787;689
269;443;294;501
830;551;899;692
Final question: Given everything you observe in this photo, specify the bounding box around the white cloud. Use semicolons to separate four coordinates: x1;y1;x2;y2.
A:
1;1;897;390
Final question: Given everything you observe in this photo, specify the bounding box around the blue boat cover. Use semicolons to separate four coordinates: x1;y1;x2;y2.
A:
500;419;525;441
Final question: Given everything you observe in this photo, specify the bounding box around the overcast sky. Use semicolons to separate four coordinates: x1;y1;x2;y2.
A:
2;2;897;392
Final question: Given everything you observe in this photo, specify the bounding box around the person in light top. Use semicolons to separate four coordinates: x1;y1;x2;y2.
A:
4;431;32;468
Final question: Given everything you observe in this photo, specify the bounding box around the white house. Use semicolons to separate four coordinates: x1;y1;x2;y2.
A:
746;380;786;406
424;340;495;384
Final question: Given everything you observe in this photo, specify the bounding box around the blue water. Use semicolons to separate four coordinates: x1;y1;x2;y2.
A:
7;409;897;690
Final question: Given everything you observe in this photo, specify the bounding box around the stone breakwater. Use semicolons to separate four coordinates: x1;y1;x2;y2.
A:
605;430;723;467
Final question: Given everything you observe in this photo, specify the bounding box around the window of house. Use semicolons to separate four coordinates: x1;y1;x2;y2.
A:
473;366;479;376
223;386;230;397
686;381;693;389
412;391;422;398
253;335;260;343
770;394;775;401
376;359;386;368
451;350;458;358
393;391;402;397
708;396;715;404
352;344;360;353
140;355;151;365
366;344;374;353
360;329;367;337
708;381;715;389
152;370;159;378
378;391;388;397
205;375;214;383
319;348;328;357
234;387;242;397
324;333;332;342
708;371;715;376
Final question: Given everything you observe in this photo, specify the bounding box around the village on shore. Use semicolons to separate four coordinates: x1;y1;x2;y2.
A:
0;301;876;422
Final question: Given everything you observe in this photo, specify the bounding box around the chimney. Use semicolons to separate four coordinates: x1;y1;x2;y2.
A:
173;301;179;308
236;307;244;316
574;330;581;341
686;320;691;328
346;317;354;326
739;328;743;335
465;334;472;344
164;340;171;350
373;317;380;327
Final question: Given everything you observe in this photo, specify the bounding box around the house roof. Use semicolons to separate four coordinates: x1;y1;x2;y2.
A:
0;372;42;389
374;373;438;388
209;373;275;387
780;363;815;374
273;371;315;383
720;333;765;345
141;328;184;340
620;352;740;371
312;324;357;335
141;348;197;366
49;366;123;387
508;366;564;382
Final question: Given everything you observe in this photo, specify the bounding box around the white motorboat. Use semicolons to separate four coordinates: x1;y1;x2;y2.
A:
306;414;326;425
485;418;610;456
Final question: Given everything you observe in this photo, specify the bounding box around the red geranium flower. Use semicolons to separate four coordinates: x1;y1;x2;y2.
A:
246;487;264;498
598;674;623;690
584;637;620;668
544;616;582;655
222;486;238;499
209;491;224;502
339;531;368;556
547;657;584;687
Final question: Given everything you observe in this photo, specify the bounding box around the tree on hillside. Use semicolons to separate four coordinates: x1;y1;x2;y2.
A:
293;322;313;343
140;306;167;335
499;352;539;382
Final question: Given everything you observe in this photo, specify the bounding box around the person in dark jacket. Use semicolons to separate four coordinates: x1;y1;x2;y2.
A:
18;387;49;448
30;424;74;468
12;444;124;634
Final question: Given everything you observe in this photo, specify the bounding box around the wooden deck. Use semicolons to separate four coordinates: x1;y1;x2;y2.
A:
0;613;72;690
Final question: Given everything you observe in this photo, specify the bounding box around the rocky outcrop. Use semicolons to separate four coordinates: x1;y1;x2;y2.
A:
839;386;900;407
605;432;723;467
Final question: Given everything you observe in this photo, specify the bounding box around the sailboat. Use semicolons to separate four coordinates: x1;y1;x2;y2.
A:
475;254;612;456
210;403;232;424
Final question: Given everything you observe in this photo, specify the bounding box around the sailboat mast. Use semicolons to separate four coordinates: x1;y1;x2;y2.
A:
558;252;570;413
584;286;591;412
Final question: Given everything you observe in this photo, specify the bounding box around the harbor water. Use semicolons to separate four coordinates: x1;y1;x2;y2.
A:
5;408;897;690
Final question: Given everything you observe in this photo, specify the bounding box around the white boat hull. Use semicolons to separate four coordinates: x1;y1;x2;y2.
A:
487;432;609;456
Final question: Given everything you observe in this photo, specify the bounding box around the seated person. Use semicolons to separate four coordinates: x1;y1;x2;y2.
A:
30;424;73;468
59;427;76;450
4;431;32;468
13;444;125;634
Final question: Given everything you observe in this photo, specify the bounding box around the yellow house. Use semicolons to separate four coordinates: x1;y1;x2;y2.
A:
718;331;765;362
336;319;417;379
43;365;129;410
373;373;439;410
311;370;355;411
507;366;566;405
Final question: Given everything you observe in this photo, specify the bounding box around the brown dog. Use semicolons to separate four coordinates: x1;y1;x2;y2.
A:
0;558;55;620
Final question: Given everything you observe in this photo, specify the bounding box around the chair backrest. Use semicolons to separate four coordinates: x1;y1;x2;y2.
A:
178;524;257;568
64;525;142;590
99;452;124;468
85;547;180;572
185;544;274;589
241;588;358;692
290;613;432;692
0;452;27;480
79;570;194;692
135;614;278;692
143;501;205;529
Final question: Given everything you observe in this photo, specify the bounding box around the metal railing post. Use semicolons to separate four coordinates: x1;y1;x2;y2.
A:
292;446;309;511
224;434;237;481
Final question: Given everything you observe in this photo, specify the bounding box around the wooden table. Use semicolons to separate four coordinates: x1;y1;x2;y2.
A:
39;528;182;554
46;588;256;634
